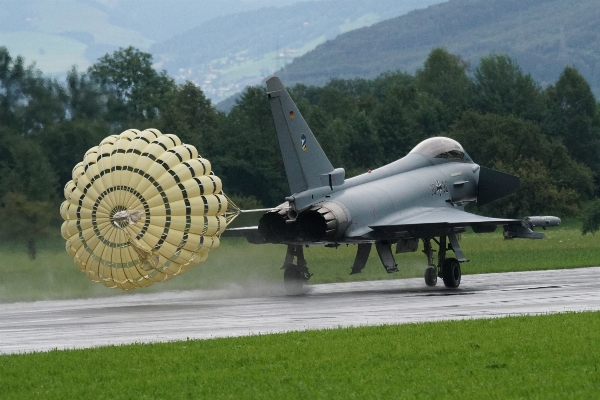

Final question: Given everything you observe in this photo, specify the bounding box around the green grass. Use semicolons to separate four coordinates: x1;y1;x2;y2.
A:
458;219;600;274
1;312;599;399
0;219;597;303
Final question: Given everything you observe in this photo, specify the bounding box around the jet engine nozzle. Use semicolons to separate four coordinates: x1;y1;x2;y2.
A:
258;206;297;242
296;201;351;242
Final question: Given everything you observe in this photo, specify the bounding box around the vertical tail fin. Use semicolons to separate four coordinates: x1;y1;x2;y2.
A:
267;76;342;195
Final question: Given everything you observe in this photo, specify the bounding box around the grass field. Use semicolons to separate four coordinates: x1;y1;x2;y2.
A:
1;312;599;399
0;219;598;303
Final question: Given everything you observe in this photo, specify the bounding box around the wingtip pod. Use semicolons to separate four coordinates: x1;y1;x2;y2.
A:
60;128;229;290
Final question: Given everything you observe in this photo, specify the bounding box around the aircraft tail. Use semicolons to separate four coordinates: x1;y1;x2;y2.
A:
266;76;343;195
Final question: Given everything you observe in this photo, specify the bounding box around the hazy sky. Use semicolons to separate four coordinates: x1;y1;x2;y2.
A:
0;0;309;73
0;0;437;76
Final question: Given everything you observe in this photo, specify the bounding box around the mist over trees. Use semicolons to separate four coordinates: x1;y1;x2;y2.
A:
1;46;599;255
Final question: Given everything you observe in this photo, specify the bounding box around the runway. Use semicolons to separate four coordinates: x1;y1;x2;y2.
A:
1;267;599;355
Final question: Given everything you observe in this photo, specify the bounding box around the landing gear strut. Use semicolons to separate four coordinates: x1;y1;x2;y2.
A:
423;238;437;287
422;234;465;288
282;245;312;295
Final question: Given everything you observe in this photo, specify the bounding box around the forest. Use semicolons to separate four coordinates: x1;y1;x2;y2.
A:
1;45;600;257
279;0;600;98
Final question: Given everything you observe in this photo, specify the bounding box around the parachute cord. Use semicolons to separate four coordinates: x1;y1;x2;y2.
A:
221;191;242;225
113;212;159;273
123;230;160;272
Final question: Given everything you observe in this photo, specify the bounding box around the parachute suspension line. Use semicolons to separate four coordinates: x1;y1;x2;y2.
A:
123;230;160;272
222;191;242;225
112;211;160;272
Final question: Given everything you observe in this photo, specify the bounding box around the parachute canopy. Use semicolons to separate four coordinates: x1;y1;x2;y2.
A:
60;128;236;290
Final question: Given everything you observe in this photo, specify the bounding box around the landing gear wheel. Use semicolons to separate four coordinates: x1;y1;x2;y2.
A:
283;263;309;295
424;267;437;287
442;258;461;288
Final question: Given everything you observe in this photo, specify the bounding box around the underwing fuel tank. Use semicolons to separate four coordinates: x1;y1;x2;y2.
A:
522;216;561;228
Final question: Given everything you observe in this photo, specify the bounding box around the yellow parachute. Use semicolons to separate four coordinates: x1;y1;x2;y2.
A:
60;129;238;290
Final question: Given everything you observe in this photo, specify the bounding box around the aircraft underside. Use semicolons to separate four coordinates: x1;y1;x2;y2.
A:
281;232;467;295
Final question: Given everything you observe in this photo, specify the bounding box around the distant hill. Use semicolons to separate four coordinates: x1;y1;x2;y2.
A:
277;0;600;97
0;0;348;78
0;0;288;76
150;0;446;102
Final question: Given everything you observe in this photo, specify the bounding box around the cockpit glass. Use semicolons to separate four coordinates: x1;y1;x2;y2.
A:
409;137;473;163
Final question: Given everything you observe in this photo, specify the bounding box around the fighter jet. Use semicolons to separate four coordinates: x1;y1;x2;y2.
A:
225;76;561;294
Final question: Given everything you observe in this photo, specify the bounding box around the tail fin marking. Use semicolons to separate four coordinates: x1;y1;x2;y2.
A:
266;76;336;195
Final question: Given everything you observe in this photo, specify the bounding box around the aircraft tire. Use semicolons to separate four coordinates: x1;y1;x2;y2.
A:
442;258;461;288
424;267;437;287
283;264;306;295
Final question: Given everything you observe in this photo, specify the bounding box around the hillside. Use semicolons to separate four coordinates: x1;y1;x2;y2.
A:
277;0;600;97
0;0;360;78
0;0;256;76
150;0;445;101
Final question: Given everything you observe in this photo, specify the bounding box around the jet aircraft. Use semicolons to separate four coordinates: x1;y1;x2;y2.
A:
225;76;561;294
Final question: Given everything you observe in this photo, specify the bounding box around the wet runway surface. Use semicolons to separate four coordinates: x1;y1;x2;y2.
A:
1;267;599;354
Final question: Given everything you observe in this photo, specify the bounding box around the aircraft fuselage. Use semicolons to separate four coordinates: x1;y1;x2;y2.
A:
259;153;481;245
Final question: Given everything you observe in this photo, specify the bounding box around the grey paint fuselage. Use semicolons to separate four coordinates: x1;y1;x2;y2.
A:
289;153;479;241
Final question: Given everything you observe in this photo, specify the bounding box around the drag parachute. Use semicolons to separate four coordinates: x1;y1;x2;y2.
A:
60;129;238;290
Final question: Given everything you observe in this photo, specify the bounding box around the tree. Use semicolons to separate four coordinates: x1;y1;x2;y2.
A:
0;128;58;258
0;129;58;203
65;66;108;121
38;119;110;189
292;96;348;169
492;159;580;218
545;66;600;176
89;46;176;125
581;200;600;235
159;81;219;156
415;48;470;129
314;86;357;121
373;82;426;163
0;46;67;135
471;54;545;122
0;192;54;259
214;86;287;206
446;112;594;217
316;117;349;170
345;111;382;173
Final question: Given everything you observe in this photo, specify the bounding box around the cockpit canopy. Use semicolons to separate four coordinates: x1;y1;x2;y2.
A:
409;137;473;163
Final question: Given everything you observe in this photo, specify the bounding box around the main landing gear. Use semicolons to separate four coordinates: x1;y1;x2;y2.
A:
422;234;466;288
347;234;466;289
282;245;312;295
280;233;466;294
